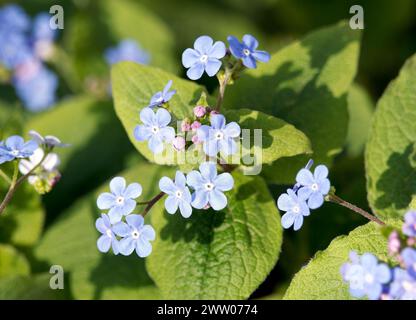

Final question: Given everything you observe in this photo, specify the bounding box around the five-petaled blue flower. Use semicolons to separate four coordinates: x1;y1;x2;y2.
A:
389;267;416;300
159;171;193;218
0;135;37;164
148;80;176;108
402;247;416;279
227;34;270;69
112;214;156;258
97;177;142;224
95;213;119;254
28;130;69;148
296;164;330;209
182;35;226;80
104;39;150;65
402;210;416;237
340;251;391;300
277;188;310;231
134;107;176;154
197;114;241;157
186;162;234;211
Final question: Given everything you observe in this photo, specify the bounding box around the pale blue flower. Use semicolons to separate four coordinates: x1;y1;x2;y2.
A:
148;80;176;108
402;210;416;237
134;107;175;154
97;177;142;224
227;34;270;69
296;164;330;209
0;4;30;32
28;130;69;148
182;35;226;80
32;13;57;43
159;171;192;218
186;162;234;211
389;267;416;300
0;135;37;164
341;251;391;300
402;247;416;278
112;214;156;258
277;188;310;231
105;39;149;65
95;213;119;254
197;114;241;157
0;31;32;69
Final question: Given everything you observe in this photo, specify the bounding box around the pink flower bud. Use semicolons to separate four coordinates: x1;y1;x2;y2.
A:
191;121;201;131
172;136;186;151
181;120;191;132
193;106;206;118
388;231;401;255
191;135;200;144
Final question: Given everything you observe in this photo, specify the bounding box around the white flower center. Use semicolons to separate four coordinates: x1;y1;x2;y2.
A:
175;190;183;199
204;182;214;191
132;229;140;240
151;126;160;134
243;48;251;56
311;183;319;191
116;196;125;205
10;150;19;156
292;205;300;214
106;229;113;238
200;54;208;63
364;273;374;284
215;131;224;140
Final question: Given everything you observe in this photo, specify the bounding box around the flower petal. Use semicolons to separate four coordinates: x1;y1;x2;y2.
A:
186;170;204;189
199;162;217;181
159;126;175;142
42;153;59;171
242;55;257;69
224;122;241;138
119;237;135;256
110;177;126;196
95;217;108;234
121;198;136;216
227;36;244;58
97;192;115;210
281;212;295;229
186;62;205;80
210;114;226;129
193;35;213;54
174;171;187;188
148;135;164;154
252;50;270;63
182;48;200;68
123;183;142;199
242;34;259;50
112;221;130;237
179;200;192;218
155;108;172;127
140;225;156;241
214;173;234;191
134;125;151;141
219;138;237;156
126;214;144;230
136;238;152;257
191;190;209;209
6;135;24;149
293;215;304;231
208;41;226;59
159;176;176;194
314;165;329;181
208;189;227;210
296;168;315;186
205;58;222;77
307;192;324;209
165;195;179;214
140;107;155;126
203;140;220;157
97;235;111;253
108;206;123;224
277;193;293;212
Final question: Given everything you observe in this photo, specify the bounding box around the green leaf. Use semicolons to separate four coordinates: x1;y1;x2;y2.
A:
223;21;361;183
112;62;204;166
366;53;416;221
35;163;173;299
224;109;312;165
25;95;139;214
283;223;387;300
346;84;374;157
0;244;30;279
0;101;24;139
147;172;282;299
0;180;45;247
0;273;68;300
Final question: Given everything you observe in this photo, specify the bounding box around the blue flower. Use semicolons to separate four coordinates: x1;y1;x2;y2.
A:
148;80;176;108
389;267;416;300
32;13;57;43
0;4;30;32
403;210;416;237
134;107;176;154
95;213;119;254
159;171;192;218
182;35;226;80
402;247;416;278
28;130;69;148
0;31;32;69
112;214;156;258
13;65;58;111
0;135;38;164
197;114;241;157
295;164;330;209
227;34;270;69
97;177;142;224
186;162;234;211
277;188;310;231
104;39;150;65
341;251;391;300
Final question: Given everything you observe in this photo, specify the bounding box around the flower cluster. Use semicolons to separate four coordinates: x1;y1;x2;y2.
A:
182;34;270;80
159;162;234;217
277;160;330;231
96;177;155;257
341;210;416;300
0;4;58;111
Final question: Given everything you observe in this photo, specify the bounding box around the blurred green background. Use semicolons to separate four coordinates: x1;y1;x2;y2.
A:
0;0;415;299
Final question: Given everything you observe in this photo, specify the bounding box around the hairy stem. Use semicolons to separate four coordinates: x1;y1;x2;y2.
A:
0;169;11;184
0;153;48;215
215;61;241;111
141;192;165;217
328;194;385;226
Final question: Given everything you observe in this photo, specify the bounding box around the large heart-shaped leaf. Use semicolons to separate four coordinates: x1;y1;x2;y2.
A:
35;163;173;299
283;223;387;300
223;21;361;183
147;172;282;299
0;244;30;279
366;53;416;221
112;62;205;165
